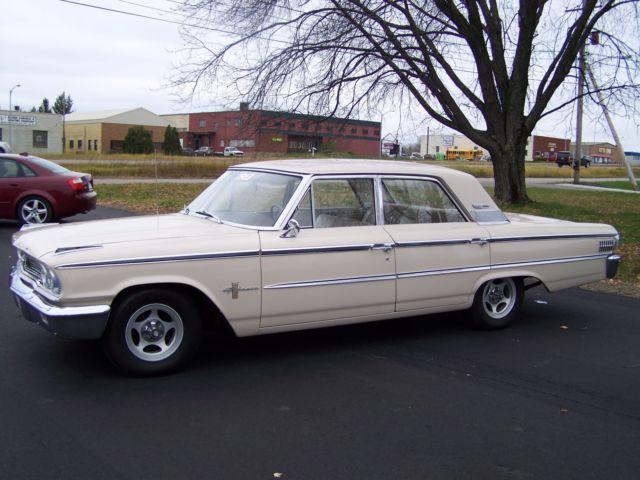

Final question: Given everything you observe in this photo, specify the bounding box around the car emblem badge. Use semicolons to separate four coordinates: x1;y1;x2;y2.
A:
223;282;258;299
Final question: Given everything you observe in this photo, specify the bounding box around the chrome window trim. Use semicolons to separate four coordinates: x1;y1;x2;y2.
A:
265;273;396;290
379;175;471;224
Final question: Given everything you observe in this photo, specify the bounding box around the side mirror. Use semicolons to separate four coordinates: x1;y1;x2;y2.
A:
280;219;300;238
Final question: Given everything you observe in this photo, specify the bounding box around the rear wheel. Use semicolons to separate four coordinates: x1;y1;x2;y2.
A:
469;277;523;329
103;289;203;376
17;196;53;224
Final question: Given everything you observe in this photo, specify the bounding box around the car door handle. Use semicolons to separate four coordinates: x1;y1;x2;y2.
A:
370;243;394;252
470;238;489;246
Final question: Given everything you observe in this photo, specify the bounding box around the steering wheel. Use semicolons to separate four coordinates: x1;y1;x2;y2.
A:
270;204;283;221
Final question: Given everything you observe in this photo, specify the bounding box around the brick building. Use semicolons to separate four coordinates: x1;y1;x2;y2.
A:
531;135;571;161
570;142;618;164
65;108;173;154
177;106;381;156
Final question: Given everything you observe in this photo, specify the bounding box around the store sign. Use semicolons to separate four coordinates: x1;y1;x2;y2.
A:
0;114;36;126
442;135;454;147
272;136;283;142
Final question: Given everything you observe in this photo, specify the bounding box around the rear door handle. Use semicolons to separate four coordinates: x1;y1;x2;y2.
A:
371;243;394;252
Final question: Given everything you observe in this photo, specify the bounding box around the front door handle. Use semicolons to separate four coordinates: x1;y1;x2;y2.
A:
371;243;394;252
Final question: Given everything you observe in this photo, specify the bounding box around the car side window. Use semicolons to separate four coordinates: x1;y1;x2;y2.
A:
311;178;376;228
291;189;313;228
382;178;466;224
0;159;20;178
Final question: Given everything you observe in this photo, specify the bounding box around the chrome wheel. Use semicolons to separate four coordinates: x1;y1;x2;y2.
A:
125;303;184;362
481;278;517;319
19;198;51;223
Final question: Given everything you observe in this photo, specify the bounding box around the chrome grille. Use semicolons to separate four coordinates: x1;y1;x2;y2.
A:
599;239;616;253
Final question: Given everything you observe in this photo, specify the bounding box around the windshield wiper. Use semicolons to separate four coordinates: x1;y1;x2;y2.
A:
195;210;222;224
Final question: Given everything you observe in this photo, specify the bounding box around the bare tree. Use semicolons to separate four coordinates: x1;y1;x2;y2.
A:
171;0;639;203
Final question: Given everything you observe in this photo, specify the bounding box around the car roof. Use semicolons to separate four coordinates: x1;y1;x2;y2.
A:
233;158;502;216
234;158;470;178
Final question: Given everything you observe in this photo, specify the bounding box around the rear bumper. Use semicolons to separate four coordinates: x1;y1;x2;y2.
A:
606;254;621;279
10;268;110;339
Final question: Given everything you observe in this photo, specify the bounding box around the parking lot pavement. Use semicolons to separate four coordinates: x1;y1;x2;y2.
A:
2;207;640;479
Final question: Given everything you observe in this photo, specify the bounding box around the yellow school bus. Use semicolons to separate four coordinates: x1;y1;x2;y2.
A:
446;149;483;161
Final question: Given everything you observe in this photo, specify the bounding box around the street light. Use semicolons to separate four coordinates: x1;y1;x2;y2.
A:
9;84;20;111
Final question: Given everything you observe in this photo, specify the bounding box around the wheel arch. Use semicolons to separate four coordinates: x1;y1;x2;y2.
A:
109;283;236;338
472;270;548;297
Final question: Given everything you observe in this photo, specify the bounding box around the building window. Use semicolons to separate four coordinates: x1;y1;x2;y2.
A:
230;139;256;148
69;139;74;149
351;128;357;134
0;128;3;141
362;129;369;135
199;119;207;128
78;139;83;150
275;121;282;127
339;127;345;133
326;126;334;133
435;146;440;153
374;130;380;136
288;123;296;129
94;139;99;151
33;130;48;148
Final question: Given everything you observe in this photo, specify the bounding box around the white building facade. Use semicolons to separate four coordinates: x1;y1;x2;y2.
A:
0;110;63;155
419;132;534;161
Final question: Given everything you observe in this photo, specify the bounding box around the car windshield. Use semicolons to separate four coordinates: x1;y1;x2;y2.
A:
26;156;71;174
186;170;302;227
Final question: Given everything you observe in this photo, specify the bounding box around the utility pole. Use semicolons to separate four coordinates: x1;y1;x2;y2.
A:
585;63;639;191
573;1;587;185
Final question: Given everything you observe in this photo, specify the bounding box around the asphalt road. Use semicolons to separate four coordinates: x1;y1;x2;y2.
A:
1;207;639;480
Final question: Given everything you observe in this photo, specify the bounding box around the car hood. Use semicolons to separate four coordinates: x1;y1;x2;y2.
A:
12;213;259;261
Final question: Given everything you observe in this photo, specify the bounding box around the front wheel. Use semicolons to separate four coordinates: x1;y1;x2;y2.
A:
103;289;203;376
469;277;524;329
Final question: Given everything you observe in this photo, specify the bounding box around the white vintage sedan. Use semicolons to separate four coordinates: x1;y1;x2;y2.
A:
10;160;620;375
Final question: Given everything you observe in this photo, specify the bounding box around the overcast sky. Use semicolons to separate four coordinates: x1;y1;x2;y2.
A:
2;0;639;150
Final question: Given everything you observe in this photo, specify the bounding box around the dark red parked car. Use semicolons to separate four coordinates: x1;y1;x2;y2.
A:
0;154;96;224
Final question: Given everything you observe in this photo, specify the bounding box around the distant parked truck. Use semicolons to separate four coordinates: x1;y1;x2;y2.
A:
215;147;244;157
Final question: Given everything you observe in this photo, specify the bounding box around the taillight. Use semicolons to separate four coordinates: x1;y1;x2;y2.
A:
67;176;86;191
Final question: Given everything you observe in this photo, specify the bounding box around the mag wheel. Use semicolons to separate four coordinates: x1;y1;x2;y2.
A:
104;289;202;376
470;277;523;329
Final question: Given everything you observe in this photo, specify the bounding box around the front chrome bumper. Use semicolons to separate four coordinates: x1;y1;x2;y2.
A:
606;254;621;279
10;268;110;339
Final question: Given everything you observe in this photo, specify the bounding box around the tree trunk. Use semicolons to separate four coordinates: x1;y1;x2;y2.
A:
491;142;529;205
